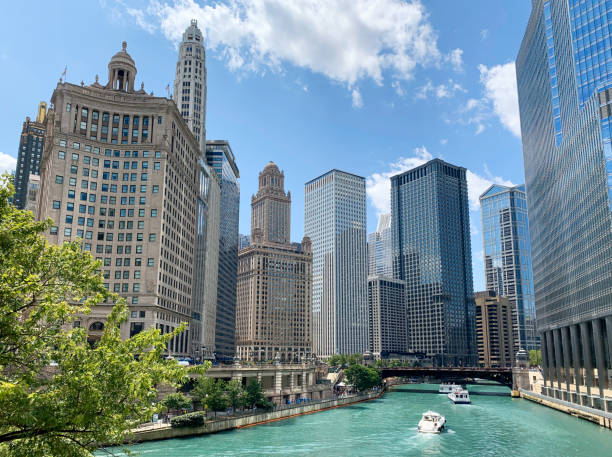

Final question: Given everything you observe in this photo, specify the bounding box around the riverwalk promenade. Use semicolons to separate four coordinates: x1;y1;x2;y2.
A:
130;390;382;444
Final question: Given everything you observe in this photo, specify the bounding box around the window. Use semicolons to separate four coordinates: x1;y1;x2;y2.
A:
157;116;162;124
67;202;74;211
65;215;73;224
64;228;72;236
52;200;60;209
153;162;160;170
50;226;58;235
66;104;71;112
56;175;64;184
134;271;141;279
151;209;157;217
58;151;65;159
152;185;159;193
137;233;143;241
68;190;75;198
147;258;154;267
73;143;80;150
69;177;77;186
133;283;140;292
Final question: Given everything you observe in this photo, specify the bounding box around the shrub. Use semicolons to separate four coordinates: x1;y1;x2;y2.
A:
170;411;207;428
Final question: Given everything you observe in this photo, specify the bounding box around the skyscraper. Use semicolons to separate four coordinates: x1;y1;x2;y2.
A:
37;41;202;356
206;140;240;359
13;102;47;209
235;162;312;362
368;275;407;358
480;184;537;351
517;0;612;409
367;213;393;277
304;169;369;357
391;159;476;366
173;20;206;152
475;291;515;368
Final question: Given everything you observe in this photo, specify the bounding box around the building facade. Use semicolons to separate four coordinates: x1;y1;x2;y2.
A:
517;0;612;410
368;275;407;358
24;174;41;218
304;169;369;357
173;20;206;152
475;291;515;368
192;159;220;360
37;42;203;356
206;140;240;359
238;233;250;250
13;103;47;209
235;163;312;362
480;184;537;351
367;213;393;277
391;159;476;366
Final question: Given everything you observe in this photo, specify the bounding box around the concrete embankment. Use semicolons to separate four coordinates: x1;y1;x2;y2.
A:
130;391;382;443
520;389;612;429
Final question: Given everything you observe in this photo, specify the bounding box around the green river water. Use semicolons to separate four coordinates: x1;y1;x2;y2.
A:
108;384;612;456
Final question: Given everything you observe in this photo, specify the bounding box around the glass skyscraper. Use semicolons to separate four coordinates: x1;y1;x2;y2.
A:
480;184;538;352
391;159;476;366
367;213;393;277
517;0;612;410
206;140;240;359
304;170;369;357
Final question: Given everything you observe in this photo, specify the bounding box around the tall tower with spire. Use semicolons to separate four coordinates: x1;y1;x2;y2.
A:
251;162;291;244
173;20;207;152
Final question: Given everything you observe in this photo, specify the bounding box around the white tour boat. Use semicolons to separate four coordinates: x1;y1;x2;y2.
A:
438;383;460;394
418;411;446;434
448;387;471;404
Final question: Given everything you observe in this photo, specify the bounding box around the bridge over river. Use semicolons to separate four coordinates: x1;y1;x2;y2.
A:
380;366;514;388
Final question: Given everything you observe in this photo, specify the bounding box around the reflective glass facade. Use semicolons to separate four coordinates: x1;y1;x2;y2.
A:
391;159;476;366
206;140;240;359
367;213;393;277
517;0;612;408
480;184;538;352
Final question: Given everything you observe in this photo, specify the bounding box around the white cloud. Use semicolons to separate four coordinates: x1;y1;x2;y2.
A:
366;146;433;215
125;0;462;95
351;88;363;108
440;138;447;145
391;81;405;96
447;48;463;72
477;62;521;137
480;29;489;40
416;79;465;100
366;149;515;216
0;152;17;175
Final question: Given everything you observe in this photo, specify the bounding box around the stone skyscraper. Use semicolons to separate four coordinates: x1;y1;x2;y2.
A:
37;42;202;356
235;162;312;362
391;159;476;366
13;102;47;209
480;184;537;352
173;20;206;152
206;140;240;359
475;291;515;368
517;0;612;410
368;276;407;358
304;170;369;358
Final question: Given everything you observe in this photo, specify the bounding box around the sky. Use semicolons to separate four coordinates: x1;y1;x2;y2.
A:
0;0;531;291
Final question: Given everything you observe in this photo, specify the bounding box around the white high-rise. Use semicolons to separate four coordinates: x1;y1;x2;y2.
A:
173;19;207;152
304;170;369;358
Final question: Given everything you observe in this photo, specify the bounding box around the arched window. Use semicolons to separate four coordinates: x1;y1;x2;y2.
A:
89;321;105;331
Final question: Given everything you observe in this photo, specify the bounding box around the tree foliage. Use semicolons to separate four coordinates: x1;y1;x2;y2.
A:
0;175;203;456
344;364;381;392
529;350;542;367
227;379;246;412
162;392;192;414
244;379;271;409
328;354;363;367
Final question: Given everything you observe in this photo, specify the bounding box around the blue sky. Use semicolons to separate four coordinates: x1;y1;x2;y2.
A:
0;0;531;290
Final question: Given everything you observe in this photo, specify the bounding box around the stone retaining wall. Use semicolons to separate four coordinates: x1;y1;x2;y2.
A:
130;391;382;443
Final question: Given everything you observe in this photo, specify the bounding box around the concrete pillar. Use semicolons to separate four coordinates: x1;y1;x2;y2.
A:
561;326;572;392
580;321;594;397
553;329;564;390
545;331;556;388
592;318;608;397
290;372;297;389
570;325;582;393
541;332;551;388
275;371;282;392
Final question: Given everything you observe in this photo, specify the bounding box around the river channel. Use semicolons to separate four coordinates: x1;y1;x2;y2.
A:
109;384;612;456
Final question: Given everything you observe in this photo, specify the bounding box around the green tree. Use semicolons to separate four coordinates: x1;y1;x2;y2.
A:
207;380;229;417
162;392;192;415
0;174;202;456
245;378;271;409
344;364;381;392
529;350;542;367
192;376;217;411
227;379;246;413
